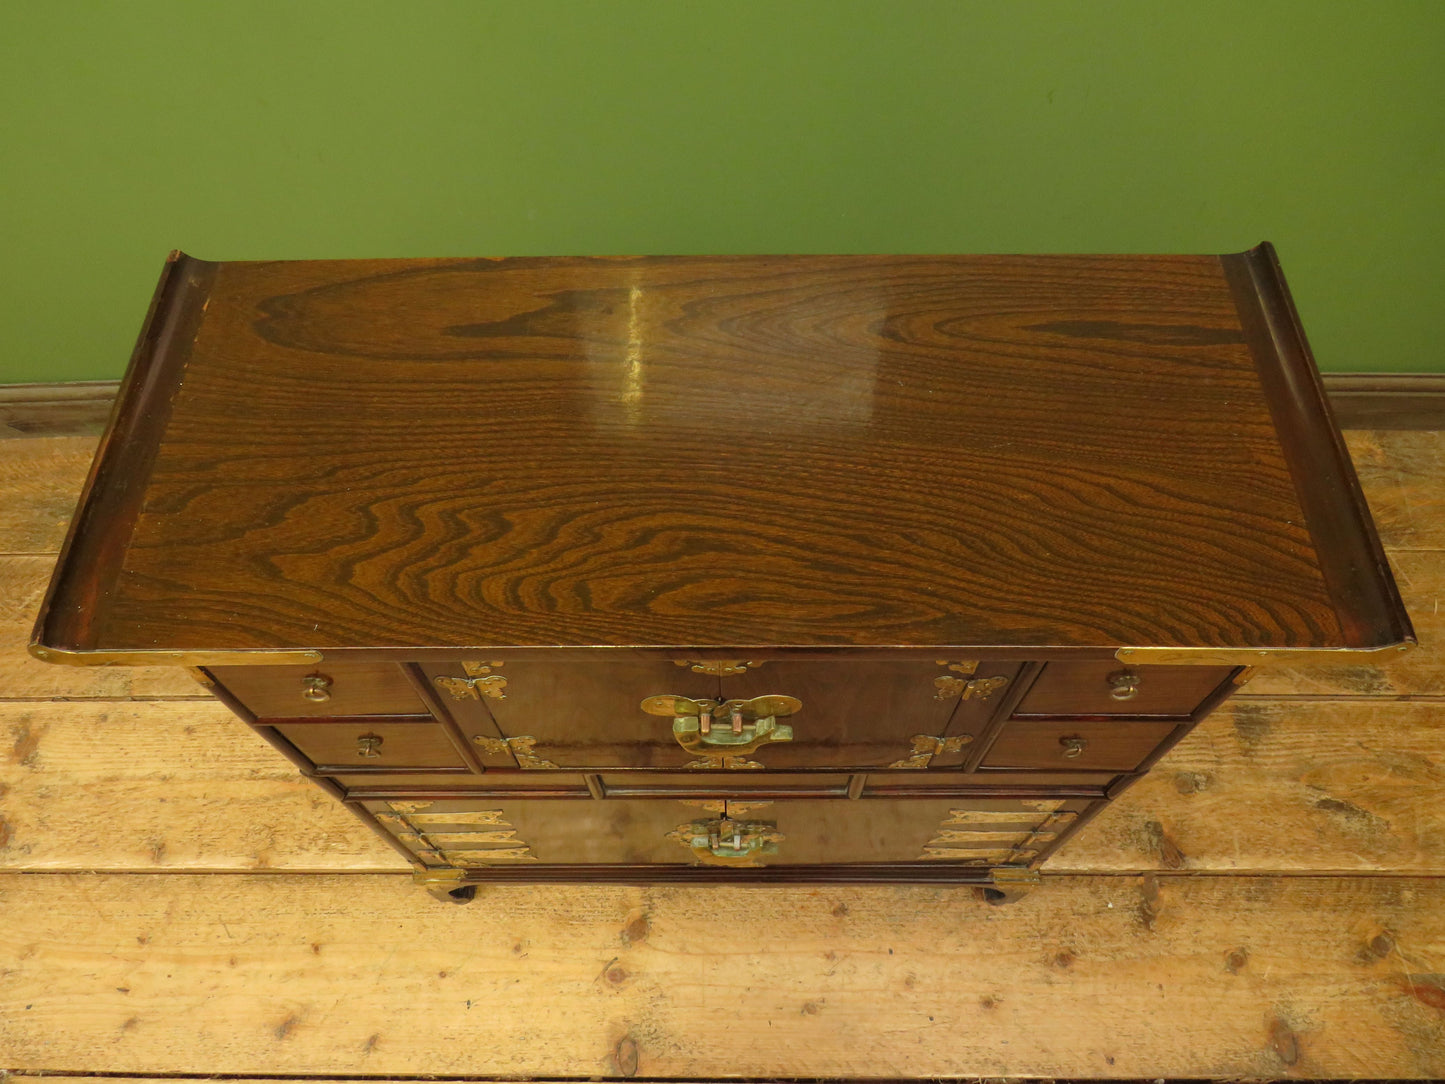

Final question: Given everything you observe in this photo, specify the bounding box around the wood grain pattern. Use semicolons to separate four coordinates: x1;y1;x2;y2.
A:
1059;700;1445;873
3;872;1442;1078
0;436;96;553
1345;429;1445;550
0;700;405;871
41;252;1395;654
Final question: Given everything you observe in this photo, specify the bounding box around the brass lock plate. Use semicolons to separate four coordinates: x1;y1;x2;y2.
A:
641;694;801;758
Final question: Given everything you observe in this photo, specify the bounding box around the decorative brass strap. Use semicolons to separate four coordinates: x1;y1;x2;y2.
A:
434;661;508;701
1116;643;1415;666
920;804;1074;864
677;798;774;816
473;735;559;769
887;733;974;769
684;755;764;770
379;801;537;866
936;660;980;675
673;659;763;676
934;674;1009;702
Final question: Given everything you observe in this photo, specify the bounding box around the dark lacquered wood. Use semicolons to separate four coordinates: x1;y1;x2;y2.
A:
1011;661;1234;718
34;253;216;655
34;250;1412;656
430;658;718;769
1224;245;1413;650
332;772;592;793
595;772;853;796
863;770;1118;792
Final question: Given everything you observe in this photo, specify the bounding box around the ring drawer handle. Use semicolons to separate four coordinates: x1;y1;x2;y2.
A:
301;673;333;703
1060;736;1088;759
357;733;384;758
1106;669;1140;701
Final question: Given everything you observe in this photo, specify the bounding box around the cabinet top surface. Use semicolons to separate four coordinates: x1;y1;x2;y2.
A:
35;250;1412;661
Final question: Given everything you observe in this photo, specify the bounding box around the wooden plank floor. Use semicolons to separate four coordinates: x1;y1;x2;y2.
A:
2;431;1443;1080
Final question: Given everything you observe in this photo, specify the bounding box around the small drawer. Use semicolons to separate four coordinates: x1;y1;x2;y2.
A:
330;771;592;795
982;720;1177;771
1013;662;1233;717
212;662;428;719
272;718;469;770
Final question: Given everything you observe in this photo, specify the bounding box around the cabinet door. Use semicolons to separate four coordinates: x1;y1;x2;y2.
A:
421;659;717;768
420;657;1019;771
714;659;1020;769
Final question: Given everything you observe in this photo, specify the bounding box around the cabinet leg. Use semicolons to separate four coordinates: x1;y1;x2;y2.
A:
426;883;478;905
417;869;477;904
983;867;1040;905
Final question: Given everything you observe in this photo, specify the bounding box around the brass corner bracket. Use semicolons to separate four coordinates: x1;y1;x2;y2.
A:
28;641;323;667
1115;641;1415;667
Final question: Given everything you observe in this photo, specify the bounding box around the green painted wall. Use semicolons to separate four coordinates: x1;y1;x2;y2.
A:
3;1;1442;382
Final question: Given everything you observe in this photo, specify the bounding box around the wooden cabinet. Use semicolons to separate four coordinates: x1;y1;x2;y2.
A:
30;248;1414;903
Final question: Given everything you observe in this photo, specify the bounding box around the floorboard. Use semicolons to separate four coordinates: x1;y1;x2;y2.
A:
2;872;1442;1079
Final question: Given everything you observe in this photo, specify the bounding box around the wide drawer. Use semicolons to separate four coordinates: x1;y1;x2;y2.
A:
425;657;1021;770
982;719;1177;771
596;772;852;796
363;795;1093;867
272;717;469;771
212;662;428;719
1013;662;1234;717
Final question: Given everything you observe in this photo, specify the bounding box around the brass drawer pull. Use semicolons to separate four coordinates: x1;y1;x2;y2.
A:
356;732;384;758
641;694;800;758
301;673;333;703
1059;736;1088;759
1106;669;1140;701
666;815;784;866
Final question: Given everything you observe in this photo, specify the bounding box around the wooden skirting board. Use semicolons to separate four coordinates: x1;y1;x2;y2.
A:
2;373;1445;436
1;428;1442;1078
